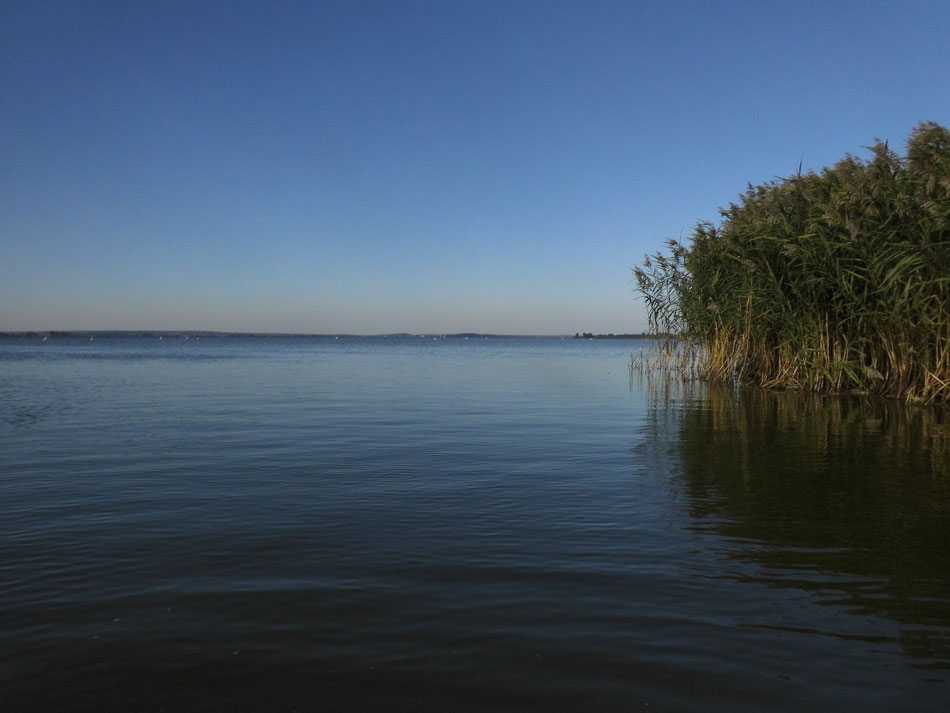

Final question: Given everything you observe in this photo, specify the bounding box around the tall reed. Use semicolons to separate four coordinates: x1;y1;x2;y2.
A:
635;122;950;403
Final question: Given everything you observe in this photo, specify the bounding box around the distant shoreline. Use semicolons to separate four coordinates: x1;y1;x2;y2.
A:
573;332;655;339
0;330;656;340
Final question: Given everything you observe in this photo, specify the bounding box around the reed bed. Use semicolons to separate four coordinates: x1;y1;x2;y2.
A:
635;122;950;403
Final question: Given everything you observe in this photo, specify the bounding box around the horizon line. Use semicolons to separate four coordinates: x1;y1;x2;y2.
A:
0;329;654;339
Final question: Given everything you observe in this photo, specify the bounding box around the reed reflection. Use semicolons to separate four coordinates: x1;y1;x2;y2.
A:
644;379;950;669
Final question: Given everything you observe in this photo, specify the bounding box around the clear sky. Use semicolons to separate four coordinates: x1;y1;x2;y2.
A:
2;1;948;334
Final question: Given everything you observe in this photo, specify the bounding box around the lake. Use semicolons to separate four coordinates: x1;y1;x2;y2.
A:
1;335;948;711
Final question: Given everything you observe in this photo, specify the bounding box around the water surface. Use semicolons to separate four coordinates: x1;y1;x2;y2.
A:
1;336;948;711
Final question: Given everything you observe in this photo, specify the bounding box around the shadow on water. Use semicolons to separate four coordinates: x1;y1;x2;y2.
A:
641;378;950;670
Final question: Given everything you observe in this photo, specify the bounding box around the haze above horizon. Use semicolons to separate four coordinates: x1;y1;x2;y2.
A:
3;1;948;335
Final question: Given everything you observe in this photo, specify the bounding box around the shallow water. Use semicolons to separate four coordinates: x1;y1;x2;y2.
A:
1;335;948;711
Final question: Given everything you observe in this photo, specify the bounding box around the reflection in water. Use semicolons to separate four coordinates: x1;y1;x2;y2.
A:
643;379;950;670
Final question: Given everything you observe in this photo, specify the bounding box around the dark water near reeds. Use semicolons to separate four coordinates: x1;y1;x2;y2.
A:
2;335;949;712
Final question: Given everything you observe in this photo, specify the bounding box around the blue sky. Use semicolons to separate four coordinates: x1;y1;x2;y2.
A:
2;1;948;334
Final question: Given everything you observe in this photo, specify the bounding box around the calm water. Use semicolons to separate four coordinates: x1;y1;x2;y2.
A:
1;336;948;712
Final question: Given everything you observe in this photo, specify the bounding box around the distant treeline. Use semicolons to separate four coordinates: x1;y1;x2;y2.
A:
1;331;591;340
635;122;950;403
574;332;654;339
